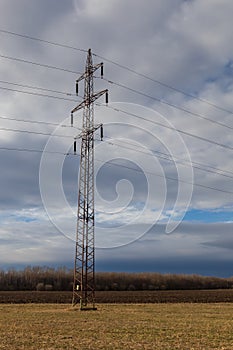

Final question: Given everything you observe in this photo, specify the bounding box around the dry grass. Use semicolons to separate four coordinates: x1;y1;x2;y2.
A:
0;303;232;349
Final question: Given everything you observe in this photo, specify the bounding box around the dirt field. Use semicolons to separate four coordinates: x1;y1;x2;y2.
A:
0;303;233;349
0;289;233;303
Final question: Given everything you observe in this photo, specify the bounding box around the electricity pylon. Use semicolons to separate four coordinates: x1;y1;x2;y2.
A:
71;48;108;310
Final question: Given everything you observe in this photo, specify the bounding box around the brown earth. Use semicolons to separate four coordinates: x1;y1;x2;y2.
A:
0;289;233;304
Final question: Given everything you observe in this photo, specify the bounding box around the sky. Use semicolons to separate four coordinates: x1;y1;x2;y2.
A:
0;0;233;277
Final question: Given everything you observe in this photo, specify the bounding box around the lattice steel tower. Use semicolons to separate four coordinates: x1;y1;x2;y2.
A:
71;49;108;310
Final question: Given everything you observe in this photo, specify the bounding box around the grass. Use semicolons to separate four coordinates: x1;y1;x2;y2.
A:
0;303;233;349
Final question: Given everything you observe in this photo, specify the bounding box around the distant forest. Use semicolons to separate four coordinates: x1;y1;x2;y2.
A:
0;266;232;291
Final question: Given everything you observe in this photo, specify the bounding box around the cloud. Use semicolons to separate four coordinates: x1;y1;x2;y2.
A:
95;221;233;276
0;0;233;274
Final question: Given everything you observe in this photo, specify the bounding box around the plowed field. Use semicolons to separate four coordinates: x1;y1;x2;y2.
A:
0;289;233;303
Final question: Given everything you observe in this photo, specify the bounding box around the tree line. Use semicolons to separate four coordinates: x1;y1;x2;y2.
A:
0;266;232;291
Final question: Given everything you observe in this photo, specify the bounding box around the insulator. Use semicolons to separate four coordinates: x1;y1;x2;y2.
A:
105;91;108;104
101;63;104;78
74;140;77;154
100;124;103;141
71;112;73;127
76;81;78;95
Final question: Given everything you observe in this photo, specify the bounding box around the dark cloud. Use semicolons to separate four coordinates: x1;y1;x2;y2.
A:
96;256;233;277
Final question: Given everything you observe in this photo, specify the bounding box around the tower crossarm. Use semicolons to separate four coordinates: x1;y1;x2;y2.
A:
76;62;103;84
74;123;103;140
71;89;108;114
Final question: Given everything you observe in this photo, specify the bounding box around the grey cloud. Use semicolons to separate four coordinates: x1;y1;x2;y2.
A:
201;239;233;251
0;0;233;274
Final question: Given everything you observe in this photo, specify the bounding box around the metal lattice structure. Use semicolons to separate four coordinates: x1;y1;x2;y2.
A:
71;49;108;310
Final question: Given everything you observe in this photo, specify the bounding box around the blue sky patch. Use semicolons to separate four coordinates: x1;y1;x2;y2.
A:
183;209;233;223
15;216;37;223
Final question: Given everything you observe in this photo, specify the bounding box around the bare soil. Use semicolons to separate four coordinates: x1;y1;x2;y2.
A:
0;289;233;304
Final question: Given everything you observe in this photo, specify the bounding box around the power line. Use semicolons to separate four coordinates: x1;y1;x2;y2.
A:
1;31;232;204
0;126;74;138
105;138;233;180
0;116;84;134
94;53;233;116
0;29;87;53
0;86;77;102
3;77;233;136
0;28;232;116
0;53;81;74
0;115;71;128
1;55;233;133
103;104;233;152
152;150;233;176
2;111;233;178
0;79;77;97
0;145;74;155
0;108;229;154
2;76;233;136
1;113;233;180
1;144;232;195
118;139;233;176
0;51;232;181
103;78;233;131
102;159;233;195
